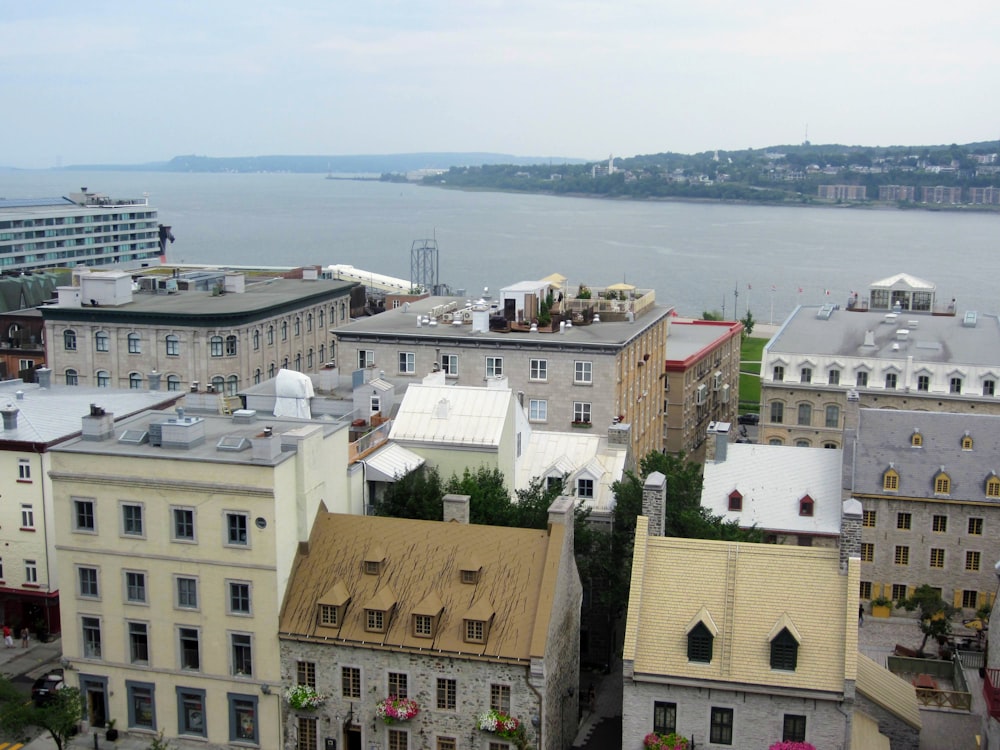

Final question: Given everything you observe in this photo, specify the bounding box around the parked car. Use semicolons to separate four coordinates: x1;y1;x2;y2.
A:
31;670;64;706
737;413;760;425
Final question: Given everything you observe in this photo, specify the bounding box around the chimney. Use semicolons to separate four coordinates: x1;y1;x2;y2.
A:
148;370;161;391
251;430;281;462
841;389;862;493
443;494;470;524
608;421;631;447
706;421;731;463
36;367;51;389
642;471;667;537
547;495;575;550
0;404;19;430
839;498;863;573
81;405;115;441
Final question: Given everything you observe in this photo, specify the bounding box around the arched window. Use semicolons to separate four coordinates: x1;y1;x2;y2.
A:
211;375;225;393
267;326;274;345
129;372;142;389
911;431;923;447
307;313;313;332
294;353;302;371
166;375;181;392
823;442;838;449
252;329;260;351
268;363;275;379
281;321;288;341
225;335;238;356
770;628;799;671
340;302;346;321
728;491;742;512
254;368;262;385
294;317;301;336
768;438;784;446
825;405;840;428
934;471;951;495
165;334;180;356
64;329;77;351
795;439;810;448
770;401;784;424
127;333;141;354
95;331;109;352
226;375;239;395
307;349;314;370
883;467;899;491
687;622;713;663
96;370;110;387
282;356;289;370
318;308;325;329
65;368;78;385
799;495;814;516
210;336;223;357
319;344;326;364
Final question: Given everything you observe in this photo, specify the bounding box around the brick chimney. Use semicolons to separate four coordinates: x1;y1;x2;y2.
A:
642;471;667;537
443;494;470;524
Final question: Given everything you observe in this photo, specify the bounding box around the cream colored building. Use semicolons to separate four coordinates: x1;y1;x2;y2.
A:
50;407;351;748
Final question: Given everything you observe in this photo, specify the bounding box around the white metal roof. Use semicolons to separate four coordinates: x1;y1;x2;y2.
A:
362;442;426;483
388;383;511;447
869;273;935;291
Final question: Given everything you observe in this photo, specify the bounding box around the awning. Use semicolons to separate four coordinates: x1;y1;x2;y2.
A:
362;443;425;482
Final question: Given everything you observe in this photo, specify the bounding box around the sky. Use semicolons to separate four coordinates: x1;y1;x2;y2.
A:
2;1;999;169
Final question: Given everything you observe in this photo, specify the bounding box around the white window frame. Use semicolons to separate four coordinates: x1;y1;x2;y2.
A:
529;358;548;381
82;615;102;659
128;620;150;666
17;458;30;481
573;401;592;424
398;351;415;374
529;399;547;422
24;559;37;583
20;504;34;529
486;356;504;378
442;354;458;377
230;631;254;677
95;331;110;352
178;626;202;671
359;349;374;368
574;360;593;385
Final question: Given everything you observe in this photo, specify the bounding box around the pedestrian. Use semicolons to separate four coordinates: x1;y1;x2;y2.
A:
2;624;13;648
858;603;864;626
21;627;29;648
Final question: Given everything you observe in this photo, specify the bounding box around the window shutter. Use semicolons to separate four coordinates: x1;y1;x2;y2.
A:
907;586;915;599
871;583;882;599
954;590;964;608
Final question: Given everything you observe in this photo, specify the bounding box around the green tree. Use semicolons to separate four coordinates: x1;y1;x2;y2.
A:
702;310;723;321
446;466;514;526
0;682;83;750
373;465;445;520
740;309;755;338
896;584;960;655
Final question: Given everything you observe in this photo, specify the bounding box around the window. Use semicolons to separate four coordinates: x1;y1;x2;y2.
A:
529;358;547;381
22;560;35;584
465;619;485;642
862;510;876;527
930;549;945;568
20;504;34;529
129;622;149;665
306;313;313;332
211;375;225;393
799;496;814;516
179;627;200;670
342;666;361;698
486;356;503;378
795;440;810;448
388;729;407;750
861;543;874;562
367;609;386;632
653;701;677;735
177;688;206;737
17;458;30;482
885;372;897;390
73;498;95;532
226;374;238;395
226;512;249;546
319;604;339;626
687;622;713;662
125;571;147;603
823;442;838;449
231;634;253;676
969;517;984;535
267;326;275;345
988;477;1000;498
773;365;784;381
934;472;951;495
528;399;547;421
228;694;258;743
800;367;811;383
437;740;456;750
64;329;77;350
297;661;316;688
122;503;144;536
126;332;141;354
127;682;155;729
78;566;99;598
782;715;807;743
770;401;784;424
167;374;181;391
441;354;458;376
894;545;909;565
96;370;110;387
963;590;979;609
797;403;811;426
388;672;408;698
358;350;374;368
397;351;415;374
490;684;511;713
860;581;872;599
297;717;317;750
129;371;142;389
950;377;963;394
229;581;252;615
281;321;288;341
172;507;195;541
573;402;592;424
82;616;102;659
252;329;260;351
209;336;224;357
176;577;198;609
294;317;301;336
577;478;594;499
575;360;593;384
728;491;742;512
856;370;869;387
966;551;981;571
95;331;109;352
824;404;840;428
917;374;930;391
436;678;456;710
828;369;840;385
65;368;78;386
770;628;799;670
413;614;433;637
896;512;911;530
883;469;899;491
985;379;996;397
710;707;733;745
226;335;238;356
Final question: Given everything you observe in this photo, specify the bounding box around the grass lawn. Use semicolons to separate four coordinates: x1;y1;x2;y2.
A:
739;336;767;412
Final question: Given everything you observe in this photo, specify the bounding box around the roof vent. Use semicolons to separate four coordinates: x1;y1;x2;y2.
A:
896;329;909;340
883;313;898;324
963;311;978;328
863;330;875;347
907;319;919;328
816;304;835;320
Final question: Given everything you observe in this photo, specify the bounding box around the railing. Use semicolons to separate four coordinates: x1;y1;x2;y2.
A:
915;687;972;710
347;420;392;463
984;668;1000;719
888;654;973;712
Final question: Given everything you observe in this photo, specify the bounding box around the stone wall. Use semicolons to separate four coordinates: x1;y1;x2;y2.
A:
854;693;920;750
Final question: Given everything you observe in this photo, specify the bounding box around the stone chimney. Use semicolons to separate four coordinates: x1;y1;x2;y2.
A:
841;389;862;494
642;471;667;537
839;498;863;573
443;494;470;524
706;421;731;463
608;421;631;447
148;370;161;391
0;404;19;430
81;404;114;441
36;367;51;389
547;495;575;549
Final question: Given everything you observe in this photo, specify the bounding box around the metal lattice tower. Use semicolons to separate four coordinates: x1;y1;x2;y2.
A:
410;239;439;294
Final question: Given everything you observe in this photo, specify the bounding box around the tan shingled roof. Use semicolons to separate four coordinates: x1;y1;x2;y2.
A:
856;653;923;730
279;513;559;662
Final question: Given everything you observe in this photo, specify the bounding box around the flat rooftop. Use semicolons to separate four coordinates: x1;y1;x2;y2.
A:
666;318;740;364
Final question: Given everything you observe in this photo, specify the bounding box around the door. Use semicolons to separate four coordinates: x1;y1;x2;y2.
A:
81;679;108;728
345;726;361;750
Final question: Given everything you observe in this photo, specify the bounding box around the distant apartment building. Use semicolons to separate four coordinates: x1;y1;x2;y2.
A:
818;185;867;201
921;185;962;204
42;268;355;394
878;185;916;202
663;318;741;459
969;187;1000;206
0;188;169;272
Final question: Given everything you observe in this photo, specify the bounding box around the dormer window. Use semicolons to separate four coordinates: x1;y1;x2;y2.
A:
462;600;495;644
459;561;482;585
413;614;434;638
319;604;341;627
728;491;742;512
465;619;487;642
799;495;814;517
316;581;350;629
883;467;899;492
770;627;800;671
962;434;973;451
366;608;387;632
934;470;951;495
411;591;443;639
986;474;1000;498
365;561;381;575
362;586;396;633
687;622;714;663
364;546;386;575
911;431;923;448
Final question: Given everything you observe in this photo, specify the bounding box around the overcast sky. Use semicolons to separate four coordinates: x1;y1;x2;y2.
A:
3;1;999;169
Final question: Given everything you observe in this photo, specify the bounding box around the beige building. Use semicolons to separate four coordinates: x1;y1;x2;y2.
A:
333;281;672;460
50;407;351;747
278;497;581;750
41;268;355;395
663;318;741;459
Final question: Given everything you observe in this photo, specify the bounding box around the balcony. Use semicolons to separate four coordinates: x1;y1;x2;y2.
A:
984;668;1000;719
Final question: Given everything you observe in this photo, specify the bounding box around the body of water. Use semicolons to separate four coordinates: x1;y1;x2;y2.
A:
2;171;997;323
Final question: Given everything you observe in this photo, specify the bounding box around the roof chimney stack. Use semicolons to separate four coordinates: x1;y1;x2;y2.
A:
0;404;19;430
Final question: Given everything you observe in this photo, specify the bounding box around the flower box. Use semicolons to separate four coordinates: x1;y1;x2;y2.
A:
376;696;420;724
571;420;593;428
285;685;327;711
476;709;521;739
644;732;689;750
